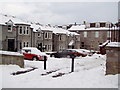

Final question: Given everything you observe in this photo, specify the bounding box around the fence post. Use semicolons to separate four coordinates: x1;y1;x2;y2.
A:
44;56;47;70
71;54;75;72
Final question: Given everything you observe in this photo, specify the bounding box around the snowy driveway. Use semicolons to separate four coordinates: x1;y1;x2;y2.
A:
0;54;118;88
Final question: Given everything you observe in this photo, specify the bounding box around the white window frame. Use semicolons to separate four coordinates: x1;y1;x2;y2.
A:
26;42;29;47
107;31;111;38
44;32;48;39
23;26;26;35
38;33;41;37
19;26;23;35
95;31;99;38
45;45;47;51
59;35;62;41
23;42;26;47
48;45;52;51
48;32;52;39
26;27;29;35
84;32;87;37
8;25;13;32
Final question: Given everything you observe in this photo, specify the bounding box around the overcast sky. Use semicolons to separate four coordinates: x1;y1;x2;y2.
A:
0;1;119;25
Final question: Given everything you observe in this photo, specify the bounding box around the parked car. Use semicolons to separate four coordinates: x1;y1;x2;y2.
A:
21;47;47;61
50;49;87;58
78;49;93;56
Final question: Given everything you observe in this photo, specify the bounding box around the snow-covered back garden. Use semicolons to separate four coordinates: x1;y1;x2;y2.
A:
0;54;118;88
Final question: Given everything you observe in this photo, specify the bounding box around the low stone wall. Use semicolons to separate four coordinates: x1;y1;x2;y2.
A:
106;47;120;75
0;51;24;68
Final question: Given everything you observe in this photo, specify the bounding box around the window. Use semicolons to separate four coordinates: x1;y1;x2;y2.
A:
19;26;22;35
45;32;48;39
23;42;26;47
90;23;95;27
38;33;41;37
107;31;111;38
100;23;105;27
23;27;26;34
19;42;22;49
84;32;87;37
95;31;99;38
45;45;47;50
81;42;84;47
59;46;64;51
48;32;52;39
48;45;52;51
59;35;62;40
8;25;12;32
26;27;29;35
76;36;80;41
26;42;29;47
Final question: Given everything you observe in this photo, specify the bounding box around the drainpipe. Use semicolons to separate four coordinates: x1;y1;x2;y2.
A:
118;22;120;42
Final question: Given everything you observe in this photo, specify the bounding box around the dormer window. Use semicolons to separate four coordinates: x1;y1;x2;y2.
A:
38;33;41;37
8;25;12;32
6;20;14;32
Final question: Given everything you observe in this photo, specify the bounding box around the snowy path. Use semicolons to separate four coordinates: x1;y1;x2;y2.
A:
0;54;118;88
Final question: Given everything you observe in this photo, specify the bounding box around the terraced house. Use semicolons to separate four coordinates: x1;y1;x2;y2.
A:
68;22;119;51
32;24;53;52
0;14;33;51
32;24;80;52
0;14;80;52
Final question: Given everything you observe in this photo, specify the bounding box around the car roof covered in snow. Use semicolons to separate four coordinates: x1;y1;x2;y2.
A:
22;47;47;55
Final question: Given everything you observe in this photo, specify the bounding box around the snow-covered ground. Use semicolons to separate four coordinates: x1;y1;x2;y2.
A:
0;54;118;88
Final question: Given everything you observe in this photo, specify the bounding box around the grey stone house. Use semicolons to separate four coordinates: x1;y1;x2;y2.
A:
51;27;80;51
68;22;119;51
33;25;80;52
31;24;53;52
0;20;17;51
0;14;33;51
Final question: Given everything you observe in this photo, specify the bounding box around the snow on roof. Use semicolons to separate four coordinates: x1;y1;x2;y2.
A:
0;13;30;25
68;25;86;30
68;24;118;31
31;24;42;32
33;24;79;36
0;50;23;56
22;47;46;55
49;27;79;35
106;42;120;47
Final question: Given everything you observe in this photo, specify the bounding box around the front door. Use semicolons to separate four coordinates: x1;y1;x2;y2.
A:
8;39;15;51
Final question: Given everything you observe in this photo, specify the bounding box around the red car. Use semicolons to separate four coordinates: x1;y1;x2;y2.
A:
21;47;47;61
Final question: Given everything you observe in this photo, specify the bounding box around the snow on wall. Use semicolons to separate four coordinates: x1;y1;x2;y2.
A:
0;50;23;56
106;42;120;47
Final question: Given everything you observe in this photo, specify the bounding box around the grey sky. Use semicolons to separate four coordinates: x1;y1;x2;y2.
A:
0;2;118;25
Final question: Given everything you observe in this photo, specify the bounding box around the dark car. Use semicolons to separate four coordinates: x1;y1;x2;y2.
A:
50;49;87;58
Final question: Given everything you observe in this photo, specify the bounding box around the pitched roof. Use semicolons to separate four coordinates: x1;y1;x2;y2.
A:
68;24;118;31
0;13;30;25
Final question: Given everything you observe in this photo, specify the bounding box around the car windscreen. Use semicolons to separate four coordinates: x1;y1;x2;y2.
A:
22;49;31;53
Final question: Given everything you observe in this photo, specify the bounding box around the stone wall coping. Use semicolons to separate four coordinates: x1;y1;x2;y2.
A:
0;50;23;56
